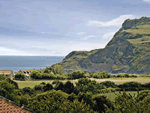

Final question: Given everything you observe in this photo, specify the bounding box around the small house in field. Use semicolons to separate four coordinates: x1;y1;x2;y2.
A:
0;70;14;79
19;70;34;79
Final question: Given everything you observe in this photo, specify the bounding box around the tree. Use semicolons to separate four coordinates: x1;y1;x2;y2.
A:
43;83;53;92
63;81;74;94
71;71;85;79
0;74;6;81
93;95;114;113
14;72;26;80
52;64;64;75
100;81;117;88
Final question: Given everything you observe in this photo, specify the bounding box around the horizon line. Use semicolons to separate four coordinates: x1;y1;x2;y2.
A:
0;55;65;57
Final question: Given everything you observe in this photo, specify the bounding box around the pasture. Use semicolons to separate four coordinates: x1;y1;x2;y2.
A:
15;77;150;89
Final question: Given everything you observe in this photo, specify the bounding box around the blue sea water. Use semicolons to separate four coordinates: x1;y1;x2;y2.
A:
0;56;64;73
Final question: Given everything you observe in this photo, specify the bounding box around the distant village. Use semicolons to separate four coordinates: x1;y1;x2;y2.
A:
0;70;33;79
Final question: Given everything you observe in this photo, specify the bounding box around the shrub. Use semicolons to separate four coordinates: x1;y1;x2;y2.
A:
100;81;117;88
118;81;142;91
43;83;53;92
14;72;26;80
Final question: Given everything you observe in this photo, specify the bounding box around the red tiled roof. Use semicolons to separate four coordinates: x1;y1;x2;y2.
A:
0;99;30;113
0;70;13;75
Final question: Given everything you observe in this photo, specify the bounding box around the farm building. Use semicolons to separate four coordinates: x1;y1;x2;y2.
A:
0;70;14;79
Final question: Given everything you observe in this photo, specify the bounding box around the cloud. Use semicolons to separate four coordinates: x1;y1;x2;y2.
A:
81;35;96;40
102;32;116;39
0;46;33;56
76;32;87;35
143;0;150;3
87;15;135;27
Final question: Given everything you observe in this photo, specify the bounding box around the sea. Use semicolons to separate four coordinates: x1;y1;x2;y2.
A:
0;56;64;73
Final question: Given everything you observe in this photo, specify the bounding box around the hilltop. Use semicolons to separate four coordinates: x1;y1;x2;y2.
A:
61;17;150;74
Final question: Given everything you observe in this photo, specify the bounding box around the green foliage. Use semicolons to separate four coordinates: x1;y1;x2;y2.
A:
67;93;77;102
0;74;6;81
43;83;53;92
6;78;19;89
34;84;43;91
27;90;68;113
75;78;103;94
14;72;26;80
100;81;117;88
71;71;86;79
52;63;64;75
78;92;94;107
118;81;143;91
0;80;21;104
63;81;74;94
137;90;150;101
22;87;35;96
106;90;150;113
93;95;114;113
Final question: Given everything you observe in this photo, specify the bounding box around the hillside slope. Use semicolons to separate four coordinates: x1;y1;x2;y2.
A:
61;17;150;74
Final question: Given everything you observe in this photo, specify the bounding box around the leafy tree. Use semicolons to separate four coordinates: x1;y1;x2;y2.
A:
34;85;43;91
20;96;28;106
27;90;68;113
52;63;64;75
137;90;150;101
55;81;64;91
118;81;142;91
67;93;77;102
75;78;103;94
123;73;130;78
93;95;114;113
78;92;93;107
63;81;74;94
14;72;26;80
43;83;53;92
22;87;35;96
106;90;150;113
0;74;6;81
6;78;19;89
71;71;85;79
100;81;117;88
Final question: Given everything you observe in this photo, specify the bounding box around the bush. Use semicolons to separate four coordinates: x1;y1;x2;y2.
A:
93;95;114;113
0;74;6;80
71;71;85;79
100;81;117;88
34;85;43;91
43;83;53;92
118;81;142;91
14;72;26;80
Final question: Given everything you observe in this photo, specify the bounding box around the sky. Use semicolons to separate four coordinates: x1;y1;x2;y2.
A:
0;0;150;56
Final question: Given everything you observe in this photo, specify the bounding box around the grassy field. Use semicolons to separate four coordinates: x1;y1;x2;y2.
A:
94;91;137;101
15;77;150;89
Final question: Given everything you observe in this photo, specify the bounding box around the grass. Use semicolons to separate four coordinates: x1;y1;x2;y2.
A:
125;24;150;34
95;91;137;101
15;77;150;89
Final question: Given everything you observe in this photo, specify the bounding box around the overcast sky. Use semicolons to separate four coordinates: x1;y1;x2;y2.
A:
0;0;150;56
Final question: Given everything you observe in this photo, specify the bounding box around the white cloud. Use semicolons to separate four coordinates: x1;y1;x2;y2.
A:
76;32;87;35
0;47;33;56
87;15;135;27
143;0;150;3
81;35;96;40
102;32;116;39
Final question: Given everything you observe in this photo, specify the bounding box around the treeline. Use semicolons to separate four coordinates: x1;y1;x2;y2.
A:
0;74;150;113
14;63;149;80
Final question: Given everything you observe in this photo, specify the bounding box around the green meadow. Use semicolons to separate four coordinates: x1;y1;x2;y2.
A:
15;77;150;89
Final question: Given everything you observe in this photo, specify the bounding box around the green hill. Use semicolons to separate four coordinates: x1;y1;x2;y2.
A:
61;17;150;74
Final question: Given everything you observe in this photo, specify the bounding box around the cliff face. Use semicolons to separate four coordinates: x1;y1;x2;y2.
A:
61;17;150;74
